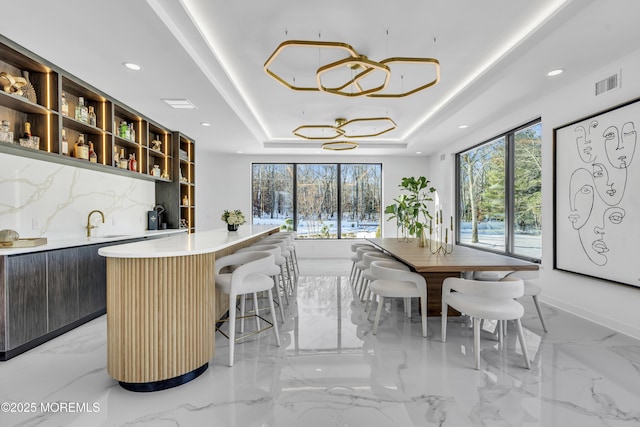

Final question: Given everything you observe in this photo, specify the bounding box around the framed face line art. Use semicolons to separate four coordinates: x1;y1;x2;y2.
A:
554;97;639;287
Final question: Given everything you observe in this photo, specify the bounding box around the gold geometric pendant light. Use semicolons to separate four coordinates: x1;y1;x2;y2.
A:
264;40;359;92
321;141;359;151
316;56;391;97
369;57;440;98
264;40;440;98
293;117;397;140
337;117;397;138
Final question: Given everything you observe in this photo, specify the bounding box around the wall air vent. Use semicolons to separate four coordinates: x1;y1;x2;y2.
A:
595;71;621;96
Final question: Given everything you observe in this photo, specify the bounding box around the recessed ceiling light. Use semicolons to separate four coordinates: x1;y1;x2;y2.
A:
459;125;468;129
547;68;564;77
416;151;422;154
201;122;211;127
122;62;142;71
237;150;243;154
162;99;197;109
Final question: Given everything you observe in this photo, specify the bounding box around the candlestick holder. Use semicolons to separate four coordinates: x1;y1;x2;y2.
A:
428;212;454;254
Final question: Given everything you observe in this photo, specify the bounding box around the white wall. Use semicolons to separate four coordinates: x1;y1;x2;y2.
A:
0;153;156;238
426;48;640;340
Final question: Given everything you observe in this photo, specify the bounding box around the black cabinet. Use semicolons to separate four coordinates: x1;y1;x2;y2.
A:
77;243;107;318
0;237;154;359
47;248;79;331
6;252;47;349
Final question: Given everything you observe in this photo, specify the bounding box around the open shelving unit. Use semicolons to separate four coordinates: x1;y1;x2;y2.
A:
0;35;195;231
155;132;196;233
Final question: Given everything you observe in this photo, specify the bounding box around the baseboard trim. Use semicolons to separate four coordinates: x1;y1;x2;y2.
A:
539;295;640;340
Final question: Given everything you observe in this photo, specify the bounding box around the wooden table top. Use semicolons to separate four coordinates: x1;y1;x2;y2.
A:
366;238;539;273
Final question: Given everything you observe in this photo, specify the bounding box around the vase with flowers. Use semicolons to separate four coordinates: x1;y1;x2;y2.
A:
221;209;246;231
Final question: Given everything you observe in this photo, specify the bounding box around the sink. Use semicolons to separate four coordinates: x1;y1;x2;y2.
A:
91;234;132;239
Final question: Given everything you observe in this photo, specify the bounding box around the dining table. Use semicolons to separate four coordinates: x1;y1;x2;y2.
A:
366;238;540;316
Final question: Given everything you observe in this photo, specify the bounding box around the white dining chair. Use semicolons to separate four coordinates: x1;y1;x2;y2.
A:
442;276;531;370
352;245;381;286
473;270;547;332
369;260;428;338
355;251;393;301
349;242;376;281
364;259;411;315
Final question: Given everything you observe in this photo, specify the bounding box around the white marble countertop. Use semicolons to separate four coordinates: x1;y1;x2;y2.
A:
0;229;187;256
98;225;280;259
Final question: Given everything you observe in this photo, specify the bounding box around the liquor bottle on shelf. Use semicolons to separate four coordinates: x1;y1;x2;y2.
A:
18;122;38;149
23;122;31;139
129;123;135;142
75;134;88;160
75;97;83;121
113;146;119;167
61;92;69;116
0;120;13;143
128;153;137;171
61;128;69;156
88;142;97;163
81;99;88;123
118;148;128;169
119;121;129;140
88;106;97;127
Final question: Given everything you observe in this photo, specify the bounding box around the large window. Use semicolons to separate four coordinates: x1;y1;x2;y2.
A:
252;163;382;239
456;120;542;260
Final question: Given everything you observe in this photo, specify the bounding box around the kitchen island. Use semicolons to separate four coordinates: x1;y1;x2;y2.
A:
98;225;279;392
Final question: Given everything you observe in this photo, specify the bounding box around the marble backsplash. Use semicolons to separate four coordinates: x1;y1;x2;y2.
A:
0;152;155;239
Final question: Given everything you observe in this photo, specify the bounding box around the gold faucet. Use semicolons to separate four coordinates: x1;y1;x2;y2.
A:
87;210;105;237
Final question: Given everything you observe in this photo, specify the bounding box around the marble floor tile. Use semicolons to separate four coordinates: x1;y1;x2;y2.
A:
1;259;639;426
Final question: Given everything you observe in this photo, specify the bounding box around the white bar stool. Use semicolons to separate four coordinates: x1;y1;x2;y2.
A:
215;251;281;367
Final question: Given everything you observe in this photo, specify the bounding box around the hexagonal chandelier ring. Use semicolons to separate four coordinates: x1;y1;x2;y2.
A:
316;56;391;97
264;40;360;92
367;57;441;98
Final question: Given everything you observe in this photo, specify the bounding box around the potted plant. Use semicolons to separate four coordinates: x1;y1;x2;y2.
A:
221;209;246;231
384;176;436;244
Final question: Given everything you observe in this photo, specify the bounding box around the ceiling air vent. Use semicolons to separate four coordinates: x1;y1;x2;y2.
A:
595;71;621;96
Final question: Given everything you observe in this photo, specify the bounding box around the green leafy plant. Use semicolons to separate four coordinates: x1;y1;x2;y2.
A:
280;217;294;231
385;176;436;240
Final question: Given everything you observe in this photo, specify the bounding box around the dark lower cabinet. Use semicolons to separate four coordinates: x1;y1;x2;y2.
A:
0;241;121;359
1;237;156;360
47;248;79;331
77;243;107;318
6;252;48;349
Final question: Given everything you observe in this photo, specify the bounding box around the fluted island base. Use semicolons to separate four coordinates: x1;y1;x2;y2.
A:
106;253;215;389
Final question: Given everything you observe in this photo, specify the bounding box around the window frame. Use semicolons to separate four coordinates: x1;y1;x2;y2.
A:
251;162;383;239
455;118;542;262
